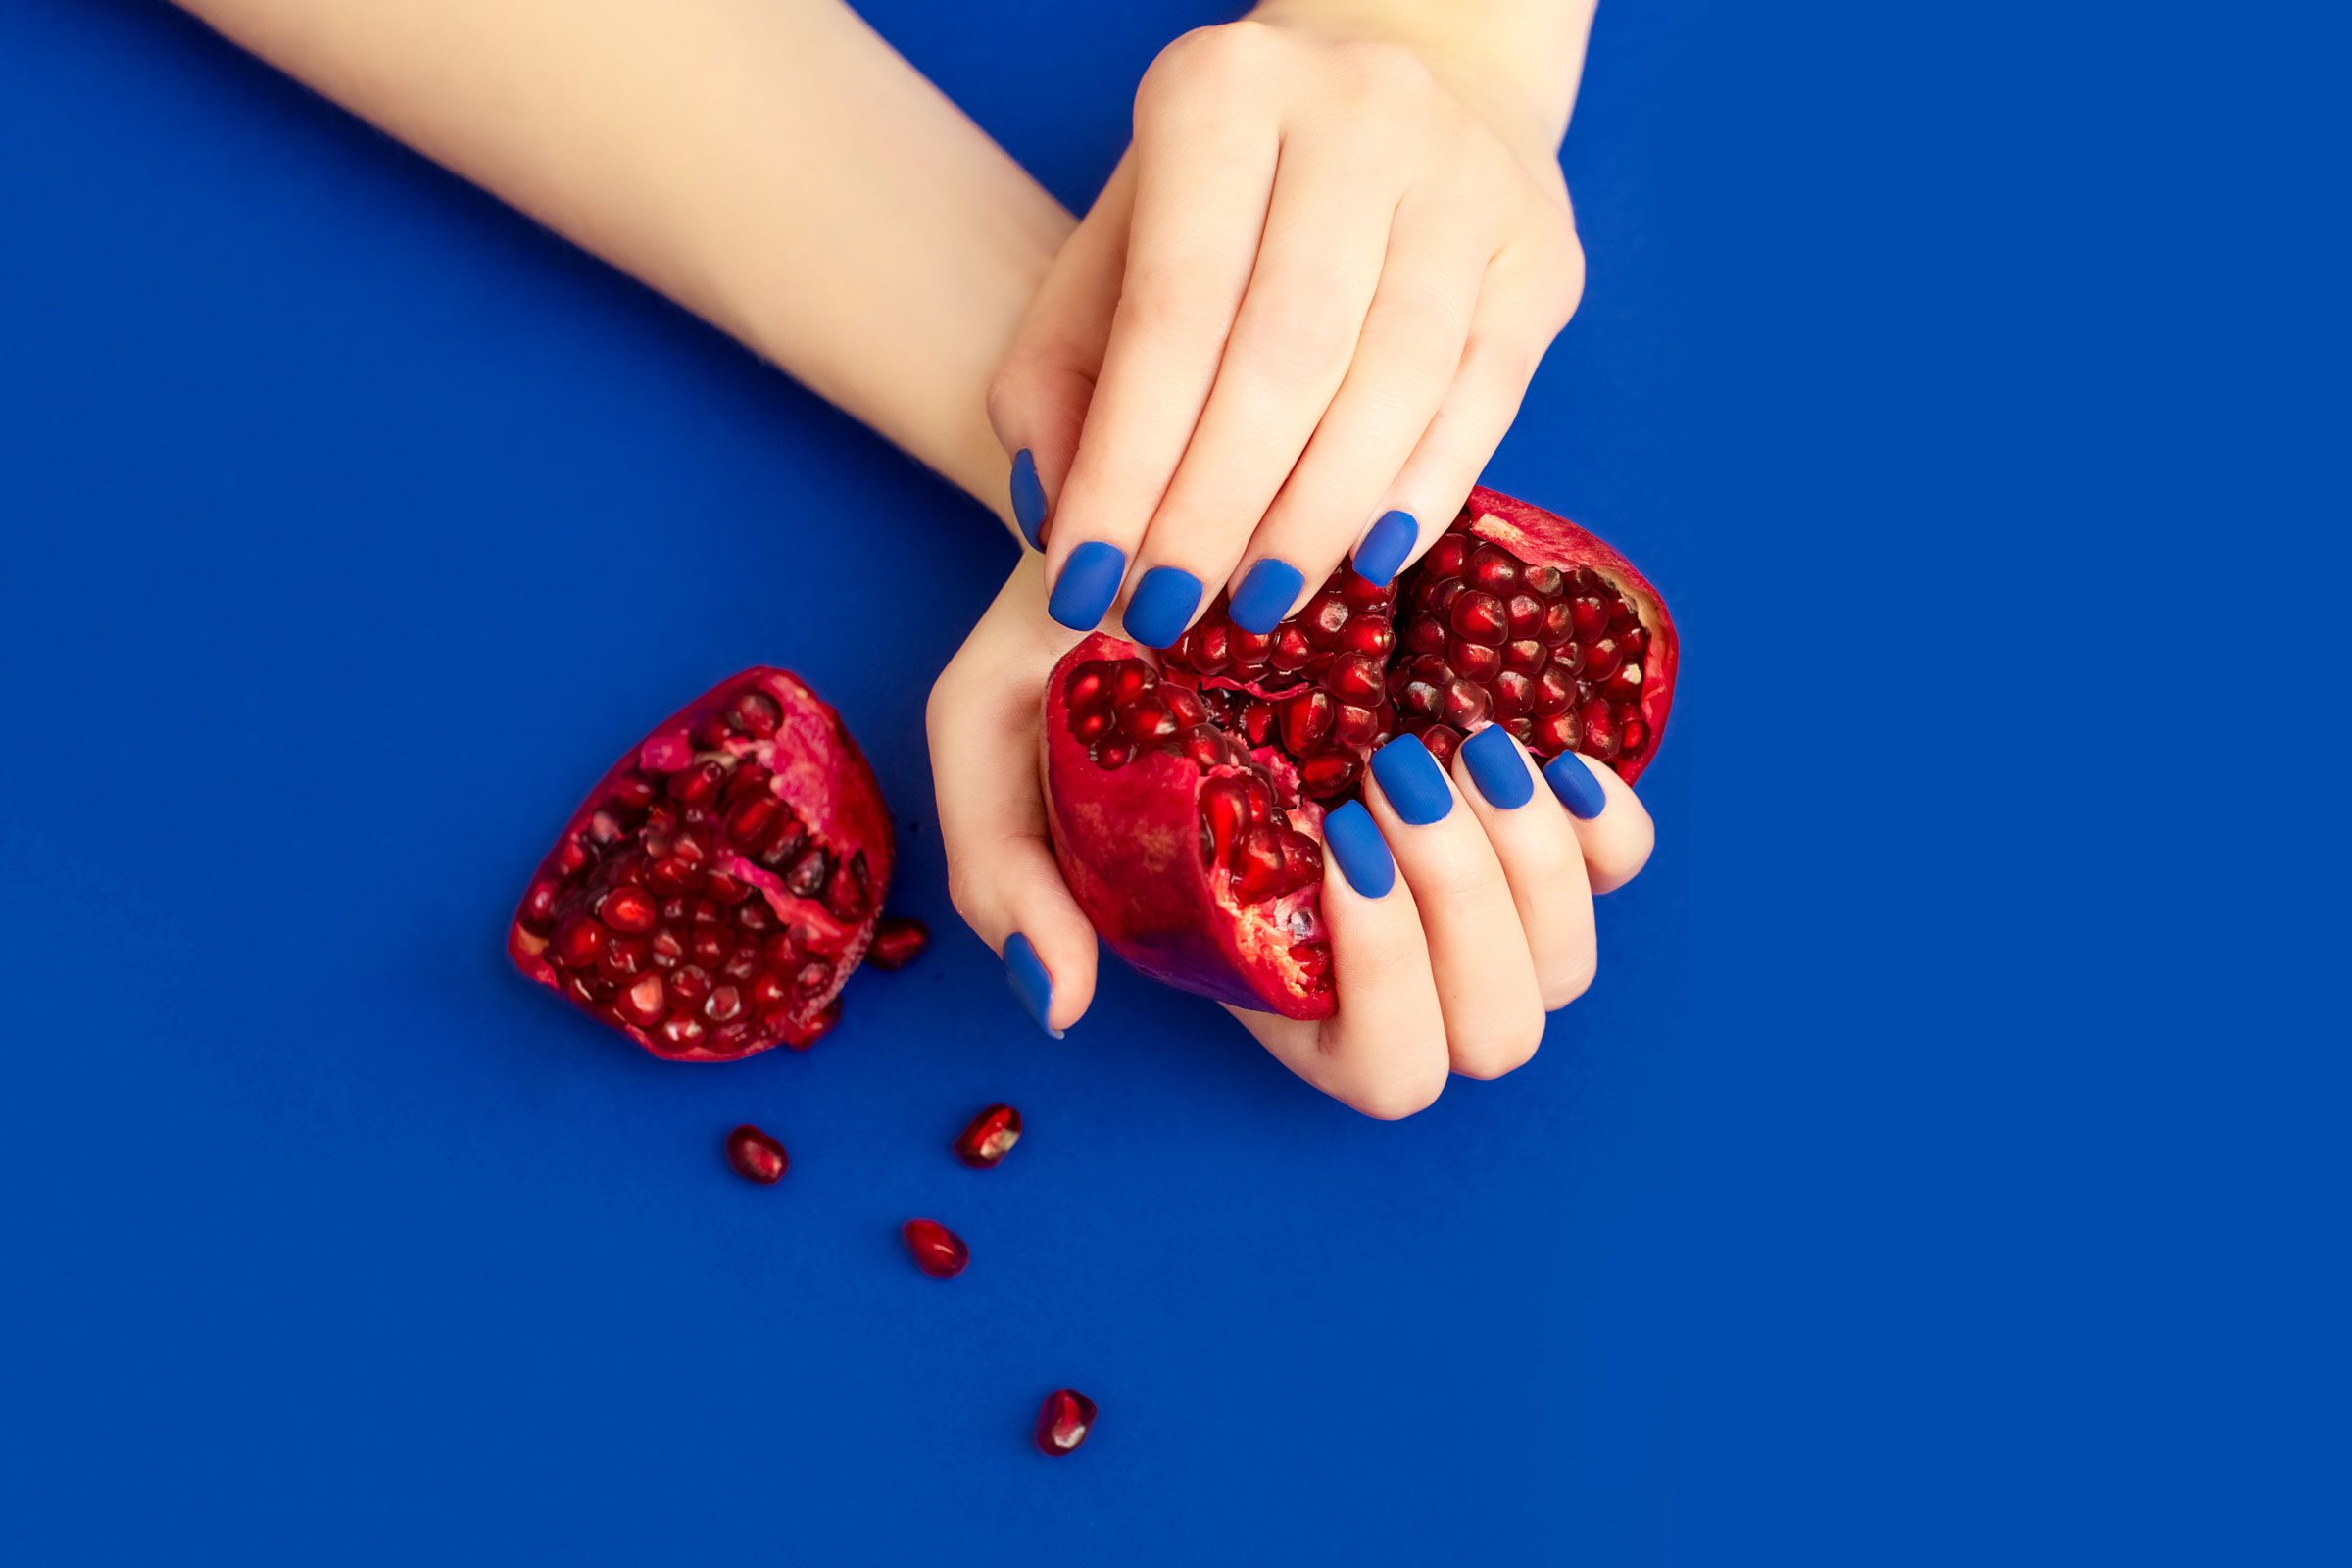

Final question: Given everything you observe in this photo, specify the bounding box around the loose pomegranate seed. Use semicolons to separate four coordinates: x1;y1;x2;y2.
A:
901;1218;969;1277
1033;1389;1098;1456
867;915;930;970
723;1124;788;1183
953;1104;1023;1168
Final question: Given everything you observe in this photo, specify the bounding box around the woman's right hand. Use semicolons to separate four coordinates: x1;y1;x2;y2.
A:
928;556;1655;1117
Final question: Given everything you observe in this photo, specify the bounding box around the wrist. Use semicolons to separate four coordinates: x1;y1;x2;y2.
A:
1249;0;1594;164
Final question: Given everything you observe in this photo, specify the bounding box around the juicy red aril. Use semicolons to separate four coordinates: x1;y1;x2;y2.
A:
724;1124;788;1183
902;1218;968;1278
954;1103;1023;1168
1043;488;1675;1021
508;668;895;1062
1034;1389;1098;1456
867;915;930;970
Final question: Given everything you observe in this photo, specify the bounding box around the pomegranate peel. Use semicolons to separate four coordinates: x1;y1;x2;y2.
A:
510;667;893;1061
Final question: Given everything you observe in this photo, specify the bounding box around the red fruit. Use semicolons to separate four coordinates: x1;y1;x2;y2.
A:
1043;488;1674;1019
953;1103;1023;1169
1034;1389;1098;1456
724;1124;788;1184
509;668;893;1060
867;915;930;971
902;1218;969;1278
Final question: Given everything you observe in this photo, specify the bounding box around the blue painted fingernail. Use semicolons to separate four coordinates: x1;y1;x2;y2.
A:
1544;752;1608;819
1121;565;1203;649
1010;450;1047;551
1004;933;1061;1038
1321;800;1395;898
1370;734;1453;826
1461;724;1535;809
1351;510;1419;587
1228;558;1306;635
1048;541;1126;630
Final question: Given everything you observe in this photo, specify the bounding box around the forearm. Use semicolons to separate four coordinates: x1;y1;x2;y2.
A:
175;0;1072;521
1251;0;1597;158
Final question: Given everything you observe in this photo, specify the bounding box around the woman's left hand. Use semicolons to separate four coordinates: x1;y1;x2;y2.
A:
988;5;1593;647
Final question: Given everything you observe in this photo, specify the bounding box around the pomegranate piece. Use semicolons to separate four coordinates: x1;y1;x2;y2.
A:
1033;1389;1098;1456
902;1218;969;1278
509;667;894;1060
866;915;930;970
953;1103;1023;1169
723;1124;788;1184
1043;488;1674;1019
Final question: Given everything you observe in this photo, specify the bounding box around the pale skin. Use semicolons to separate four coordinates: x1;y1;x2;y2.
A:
179;0;1653;1117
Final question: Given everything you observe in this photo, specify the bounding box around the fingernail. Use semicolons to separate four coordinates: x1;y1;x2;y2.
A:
1543;752;1608;819
1120;565;1203;649
1351;510;1419;587
1047;541;1126;630
1004;933;1062;1038
1010;449;1047;551
1228;558;1306;635
1321;800;1395;898
1461;724;1535;809
1370;734;1453;826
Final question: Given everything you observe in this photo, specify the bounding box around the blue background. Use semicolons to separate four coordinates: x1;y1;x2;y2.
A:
8;0;2328;1563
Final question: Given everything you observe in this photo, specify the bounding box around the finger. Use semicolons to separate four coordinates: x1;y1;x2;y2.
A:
1231;183;1491;624
926;564;1101;1034
986;158;1134;552
1043;43;1282;631
1537;749;1657;895
1363;228;1587;583
1118;127;1400;647
1453;724;1597;1010
1229;799;1449;1120
1362;734;1545;1079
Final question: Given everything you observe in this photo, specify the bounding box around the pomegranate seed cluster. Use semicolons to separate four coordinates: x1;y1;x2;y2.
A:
512;684;877;1058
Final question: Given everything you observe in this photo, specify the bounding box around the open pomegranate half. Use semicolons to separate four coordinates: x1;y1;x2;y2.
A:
1043;487;1675;1021
510;668;893;1060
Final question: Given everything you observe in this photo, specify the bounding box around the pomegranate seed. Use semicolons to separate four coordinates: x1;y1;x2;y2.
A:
1034;1389;1098;1456
902;1218;969;1278
953;1103;1023;1168
724;1124;788;1183
867;915;930;970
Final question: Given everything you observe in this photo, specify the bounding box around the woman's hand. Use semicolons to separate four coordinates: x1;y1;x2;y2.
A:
989;6;1594;647
929;559;1653;1118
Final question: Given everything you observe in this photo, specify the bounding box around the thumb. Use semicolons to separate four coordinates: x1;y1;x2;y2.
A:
987;155;1134;551
927;563;1102;1034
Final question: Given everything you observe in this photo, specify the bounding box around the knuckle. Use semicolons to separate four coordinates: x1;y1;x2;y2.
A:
1362;289;1468;381
1344;1065;1447;1121
1236;297;1354;389
1143;22;1273;111
1332;36;1433;100
1118;265;1228;345
1543;954;1596;1012
1414;843;1500;907
1451;1012;1544;1079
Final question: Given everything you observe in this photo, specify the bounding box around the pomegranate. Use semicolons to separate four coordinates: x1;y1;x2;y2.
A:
902;1218;970;1278
867;915;930;970
953;1103;1023;1169
509;667;894;1060
724;1124;788;1184
1034;1389;1098;1456
1042;488;1674;1019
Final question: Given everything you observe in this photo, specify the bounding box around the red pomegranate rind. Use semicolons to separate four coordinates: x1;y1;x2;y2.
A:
1457;485;1677;783
509;667;894;1061
1043;633;1336;1021
1044;490;1673;1018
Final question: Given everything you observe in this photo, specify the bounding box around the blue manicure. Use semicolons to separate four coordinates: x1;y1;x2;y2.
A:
1004;933;1061;1038
1460;725;1535;809
1121;565;1204;649
1048;540;1127;630
1369;735;1453;826
1321;801;1395;898
1010;449;1047;551
1228;558;1306;635
1544;752;1608;819
1351;510;1419;587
